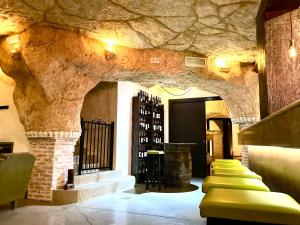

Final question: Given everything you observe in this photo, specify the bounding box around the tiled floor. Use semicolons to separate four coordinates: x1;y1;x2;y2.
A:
0;179;206;225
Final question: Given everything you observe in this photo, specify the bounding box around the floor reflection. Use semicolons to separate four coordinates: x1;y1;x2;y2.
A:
0;179;205;225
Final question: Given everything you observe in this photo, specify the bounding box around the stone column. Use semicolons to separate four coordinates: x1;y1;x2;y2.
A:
232;116;260;168
26;131;81;201
241;143;250;168
239;123;251;168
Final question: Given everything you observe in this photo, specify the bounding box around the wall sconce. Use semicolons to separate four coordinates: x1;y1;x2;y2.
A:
288;10;297;59
6;34;20;53
215;58;230;73
104;40;116;60
289;38;297;58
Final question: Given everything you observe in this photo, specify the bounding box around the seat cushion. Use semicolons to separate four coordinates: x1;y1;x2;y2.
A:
212;160;241;166
212;163;246;168
214;159;241;164
212;165;249;171
202;176;270;193
200;188;300;225
212;169;262;180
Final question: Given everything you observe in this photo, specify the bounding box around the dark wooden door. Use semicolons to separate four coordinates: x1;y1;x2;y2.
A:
169;98;207;178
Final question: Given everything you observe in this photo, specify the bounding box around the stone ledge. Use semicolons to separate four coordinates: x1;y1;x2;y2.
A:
26;131;81;139
231;116;260;125
238;100;300;148
52;174;135;204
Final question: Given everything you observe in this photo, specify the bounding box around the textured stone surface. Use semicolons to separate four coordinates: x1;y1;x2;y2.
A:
0;25;259;133
0;0;260;61
265;9;300;114
0;1;261;204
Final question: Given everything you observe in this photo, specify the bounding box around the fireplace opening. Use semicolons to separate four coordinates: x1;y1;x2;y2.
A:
0;142;14;153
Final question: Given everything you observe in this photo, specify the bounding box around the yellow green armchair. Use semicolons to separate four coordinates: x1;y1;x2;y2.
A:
0;153;35;208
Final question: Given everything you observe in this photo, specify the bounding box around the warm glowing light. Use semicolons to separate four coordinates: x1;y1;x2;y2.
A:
6;34;20;53
289;39;297;58
102;39;117;60
103;39;116;53
215;58;226;68
6;34;20;45
214;57;230;73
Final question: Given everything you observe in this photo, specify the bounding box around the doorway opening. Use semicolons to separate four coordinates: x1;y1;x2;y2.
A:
168;96;223;178
74;82;117;175
206;118;233;162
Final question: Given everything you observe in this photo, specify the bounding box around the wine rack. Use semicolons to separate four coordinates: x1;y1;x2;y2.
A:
131;90;164;183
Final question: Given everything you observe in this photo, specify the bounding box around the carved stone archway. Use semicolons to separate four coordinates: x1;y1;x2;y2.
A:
0;25;260;200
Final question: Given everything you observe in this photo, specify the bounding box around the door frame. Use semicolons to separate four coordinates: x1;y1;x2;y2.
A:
206;118;233;159
169;96;222;177
169;96;222;135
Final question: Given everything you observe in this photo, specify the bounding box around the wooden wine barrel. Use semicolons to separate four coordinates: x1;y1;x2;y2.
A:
164;143;193;187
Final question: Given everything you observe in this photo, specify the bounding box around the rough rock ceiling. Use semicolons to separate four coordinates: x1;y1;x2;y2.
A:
0;0;260;62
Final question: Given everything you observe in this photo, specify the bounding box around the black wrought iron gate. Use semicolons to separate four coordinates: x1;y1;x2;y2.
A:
78;119;114;175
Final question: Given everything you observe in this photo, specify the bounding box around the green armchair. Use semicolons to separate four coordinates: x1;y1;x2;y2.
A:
0;153;35;208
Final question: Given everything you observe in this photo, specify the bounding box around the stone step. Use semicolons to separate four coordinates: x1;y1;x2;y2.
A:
53;175;135;204
74;170;122;185
76;175;135;201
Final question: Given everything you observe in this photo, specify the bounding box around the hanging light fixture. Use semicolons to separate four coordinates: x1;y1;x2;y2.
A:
289;2;297;58
289;38;297;58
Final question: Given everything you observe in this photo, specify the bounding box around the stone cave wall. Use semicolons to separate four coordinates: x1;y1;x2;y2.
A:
0;24;260;200
265;9;300;114
81;82;118;123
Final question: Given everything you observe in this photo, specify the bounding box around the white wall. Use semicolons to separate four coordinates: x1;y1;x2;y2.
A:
0;79;30;152
115;83;219;175
115;81;149;175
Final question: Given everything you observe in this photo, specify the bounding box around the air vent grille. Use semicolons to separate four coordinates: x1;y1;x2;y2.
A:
185;56;207;68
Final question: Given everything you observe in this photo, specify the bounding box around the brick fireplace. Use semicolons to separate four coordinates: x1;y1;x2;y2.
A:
25;131;81;201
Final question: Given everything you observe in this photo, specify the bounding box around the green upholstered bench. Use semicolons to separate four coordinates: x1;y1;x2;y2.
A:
214;159;241;164
202;176;270;193
212;168;262;180
211;165;249;172
0;153;35;208
200;188;300;225
211;163;246;169
211;160;241;167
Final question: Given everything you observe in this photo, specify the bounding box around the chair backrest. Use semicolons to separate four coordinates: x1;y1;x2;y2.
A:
0;153;35;204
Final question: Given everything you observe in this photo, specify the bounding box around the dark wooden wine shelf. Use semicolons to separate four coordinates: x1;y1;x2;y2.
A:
131;91;164;183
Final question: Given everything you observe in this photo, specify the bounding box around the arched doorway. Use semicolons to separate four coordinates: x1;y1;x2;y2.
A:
75;81;117;175
206;117;232;160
